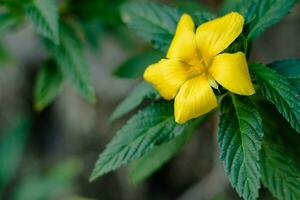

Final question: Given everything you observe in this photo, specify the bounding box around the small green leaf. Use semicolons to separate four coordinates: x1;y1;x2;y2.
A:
113;50;164;79
110;82;158;122
251;63;300;133
121;2;181;52
129;115;207;183
0;117;31;190
25;0;59;44
248;0;297;40
269;59;300;93
218;94;263;200
34;61;64;111
90;101;192;181
45;24;96;103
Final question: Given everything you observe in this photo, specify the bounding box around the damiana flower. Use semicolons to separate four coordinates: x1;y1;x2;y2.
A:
144;12;255;124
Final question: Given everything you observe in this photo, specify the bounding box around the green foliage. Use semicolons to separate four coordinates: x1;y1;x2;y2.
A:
218;94;263;200
220;0;257;24
129;115;207;183
13;159;82;200
121;2;181;52
247;0;297;40
90;101;195;181
261;137;300;200
269;59;300;92
0;117;31;190
25;0;59;44
113;50;164;79
110;82;158;122
34;61;64;111
251;64;300;133
259;105;300;200
45;24;96;103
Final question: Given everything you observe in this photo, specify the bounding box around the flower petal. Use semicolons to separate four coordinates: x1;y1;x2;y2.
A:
175;76;217;124
167;14;198;63
209;52;255;95
196;12;244;59
143;59;191;100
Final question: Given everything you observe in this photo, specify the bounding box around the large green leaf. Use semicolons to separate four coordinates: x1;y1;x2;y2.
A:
110;82;158;122
129;115;207;183
218;94;263;200
25;0;59;44
0;117;31;190
248;0;297;40
45;24;96;103
259;107;300;200
121;2;181;52
34;61;64;111
251;63;300;133
269;59;300;93
90;101;193;181
113;50;164;79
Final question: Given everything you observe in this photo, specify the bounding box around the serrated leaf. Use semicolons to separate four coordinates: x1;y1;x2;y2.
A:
113;50;164;79
45;24;96;103
248;0;297;40
251;63;300;133
218;94;263;200
219;0;258;24
25;0;59;44
110;82;158;122
121;2;181;52
34;61;64;111
269;59;300;93
0;117;31;190
90;101;192;181
129;115;207;183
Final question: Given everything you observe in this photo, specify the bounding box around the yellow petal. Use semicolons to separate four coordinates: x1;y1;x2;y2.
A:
143;59;191;100
209;52;255;95
196;12;244;59
174;76;217;124
166;14;198;63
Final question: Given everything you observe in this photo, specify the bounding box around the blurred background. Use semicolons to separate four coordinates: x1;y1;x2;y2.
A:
0;0;299;199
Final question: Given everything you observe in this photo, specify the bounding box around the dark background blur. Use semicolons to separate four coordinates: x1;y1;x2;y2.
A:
0;0;299;199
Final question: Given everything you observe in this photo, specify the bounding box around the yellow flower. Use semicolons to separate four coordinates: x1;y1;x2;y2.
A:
143;12;255;124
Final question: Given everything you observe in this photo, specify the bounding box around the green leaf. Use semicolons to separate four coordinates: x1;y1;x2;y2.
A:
45;24;96;103
129;115;207;183
251;63;300;133
261;141;300;200
218;94;263;200
219;0;258;24
25;0;59;44
110;82;158;122
268;59;300;93
259;110;300;200
0;117;31;190
247;0;297;40
90;101;192;181
34;61;64;111
121;2;181;52
113;50;164;79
